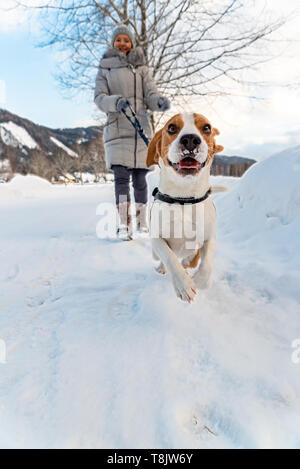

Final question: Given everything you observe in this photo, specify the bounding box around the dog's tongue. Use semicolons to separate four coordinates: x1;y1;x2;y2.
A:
179;157;199;168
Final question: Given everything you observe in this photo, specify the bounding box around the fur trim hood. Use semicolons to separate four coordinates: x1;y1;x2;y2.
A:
100;46;146;69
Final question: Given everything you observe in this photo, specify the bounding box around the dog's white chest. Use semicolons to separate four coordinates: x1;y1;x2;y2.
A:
150;200;208;254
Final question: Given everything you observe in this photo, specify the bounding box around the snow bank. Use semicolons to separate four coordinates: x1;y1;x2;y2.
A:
0;174;54;201
0;121;38;149
216;146;300;239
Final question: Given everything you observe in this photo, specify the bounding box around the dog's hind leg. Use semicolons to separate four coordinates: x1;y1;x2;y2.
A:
193;238;216;289
152;248;167;274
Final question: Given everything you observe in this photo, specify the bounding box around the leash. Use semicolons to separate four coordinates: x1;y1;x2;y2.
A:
121;103;150;147
152;187;211;205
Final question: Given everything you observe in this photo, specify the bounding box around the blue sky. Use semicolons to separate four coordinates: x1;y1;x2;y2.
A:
0;0;300;159
0;28;94;129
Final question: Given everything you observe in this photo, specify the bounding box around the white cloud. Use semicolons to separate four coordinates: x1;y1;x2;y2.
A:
71;118;103;128
0;0;41;32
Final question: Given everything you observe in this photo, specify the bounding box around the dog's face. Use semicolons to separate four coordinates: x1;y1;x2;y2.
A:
147;113;224;177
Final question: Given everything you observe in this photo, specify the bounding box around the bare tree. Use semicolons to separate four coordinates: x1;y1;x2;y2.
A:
72;150;91;184
53;148;75;180
83;137;106;182
0;157;13;182
15;0;286;110
29;150;56;181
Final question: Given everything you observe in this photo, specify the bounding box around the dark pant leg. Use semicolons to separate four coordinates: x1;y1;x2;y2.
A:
111;165;131;205
131;169;148;204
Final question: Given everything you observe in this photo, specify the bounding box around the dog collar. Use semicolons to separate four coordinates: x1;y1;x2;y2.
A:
152;187;211;205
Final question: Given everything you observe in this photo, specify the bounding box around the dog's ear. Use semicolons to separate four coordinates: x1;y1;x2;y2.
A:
146;128;163;167
212;127;224;154
214;144;224;154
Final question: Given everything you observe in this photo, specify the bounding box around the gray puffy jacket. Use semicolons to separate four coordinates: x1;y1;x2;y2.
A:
94;47;163;169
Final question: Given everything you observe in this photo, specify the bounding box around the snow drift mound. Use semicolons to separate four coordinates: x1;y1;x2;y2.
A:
216;146;300;245
0;174;54;201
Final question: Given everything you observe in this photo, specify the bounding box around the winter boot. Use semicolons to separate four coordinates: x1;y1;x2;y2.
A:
116;202;133;241
135;203;149;234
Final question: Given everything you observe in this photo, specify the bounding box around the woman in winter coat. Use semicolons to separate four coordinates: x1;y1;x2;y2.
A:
94;24;170;240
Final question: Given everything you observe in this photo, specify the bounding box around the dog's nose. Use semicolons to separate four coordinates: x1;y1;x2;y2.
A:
180;134;201;151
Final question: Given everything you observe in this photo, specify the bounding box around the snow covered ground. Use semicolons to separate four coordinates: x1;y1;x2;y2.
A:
0;148;299;449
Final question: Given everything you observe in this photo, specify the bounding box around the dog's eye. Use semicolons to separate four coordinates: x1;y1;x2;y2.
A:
167;124;178;135
202;124;211;134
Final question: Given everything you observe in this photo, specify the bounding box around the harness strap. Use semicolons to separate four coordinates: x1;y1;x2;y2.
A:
152;187;211;205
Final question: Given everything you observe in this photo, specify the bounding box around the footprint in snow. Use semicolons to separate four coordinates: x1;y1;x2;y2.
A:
27;294;47;308
175;403;218;441
26;277;53;308
5;264;20;281
191;414;218;439
108;285;142;319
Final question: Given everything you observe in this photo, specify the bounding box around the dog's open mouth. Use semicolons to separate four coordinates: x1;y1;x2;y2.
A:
168;156;205;175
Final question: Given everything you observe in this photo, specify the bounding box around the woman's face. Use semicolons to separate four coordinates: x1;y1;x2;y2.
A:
114;34;132;54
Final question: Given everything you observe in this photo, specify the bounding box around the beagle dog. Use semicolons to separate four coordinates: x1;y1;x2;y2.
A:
147;113;224;303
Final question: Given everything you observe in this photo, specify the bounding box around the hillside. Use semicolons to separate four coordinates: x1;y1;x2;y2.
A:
0;109;106;182
0;108;255;182
212;154;256;177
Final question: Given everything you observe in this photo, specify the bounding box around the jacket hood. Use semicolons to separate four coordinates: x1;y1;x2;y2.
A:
100;46;146;69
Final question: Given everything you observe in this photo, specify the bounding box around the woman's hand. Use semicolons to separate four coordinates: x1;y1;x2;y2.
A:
116;97;131;112
158;97;170;112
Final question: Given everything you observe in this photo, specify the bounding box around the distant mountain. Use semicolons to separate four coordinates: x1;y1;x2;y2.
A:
0;109;105;182
212;154;256;177
0;108;255;182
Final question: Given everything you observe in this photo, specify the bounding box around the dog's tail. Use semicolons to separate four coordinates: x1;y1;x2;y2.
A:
211;185;228;193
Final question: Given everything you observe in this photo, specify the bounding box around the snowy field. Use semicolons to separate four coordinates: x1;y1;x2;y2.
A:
0;147;300;449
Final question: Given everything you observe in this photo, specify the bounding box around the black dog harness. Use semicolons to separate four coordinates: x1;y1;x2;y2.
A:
152;187;211;205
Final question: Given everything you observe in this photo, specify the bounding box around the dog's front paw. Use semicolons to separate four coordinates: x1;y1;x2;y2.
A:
193;269;212;290
172;269;197;303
